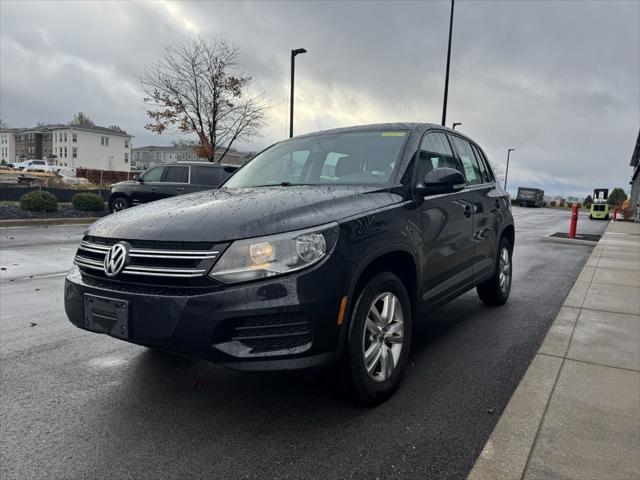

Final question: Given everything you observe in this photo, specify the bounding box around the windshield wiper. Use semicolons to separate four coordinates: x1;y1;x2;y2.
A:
249;182;296;187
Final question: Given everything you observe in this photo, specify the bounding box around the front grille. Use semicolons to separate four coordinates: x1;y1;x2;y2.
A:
215;313;312;356
74;236;226;287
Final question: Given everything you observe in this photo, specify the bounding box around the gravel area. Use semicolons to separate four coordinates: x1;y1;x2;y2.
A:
0;203;108;220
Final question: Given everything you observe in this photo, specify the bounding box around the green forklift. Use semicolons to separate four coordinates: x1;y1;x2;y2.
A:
589;188;609;220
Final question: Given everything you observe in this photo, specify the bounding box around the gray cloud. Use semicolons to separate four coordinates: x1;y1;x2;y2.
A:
1;0;638;196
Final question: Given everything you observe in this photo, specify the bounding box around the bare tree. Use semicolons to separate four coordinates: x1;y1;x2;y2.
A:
141;38;267;163
71;112;95;126
489;161;505;184
108;125;126;133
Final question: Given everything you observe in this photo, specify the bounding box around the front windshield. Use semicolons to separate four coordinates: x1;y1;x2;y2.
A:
224;130;408;188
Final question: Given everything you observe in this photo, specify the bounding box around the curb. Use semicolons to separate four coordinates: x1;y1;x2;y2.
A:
0;217;100;228
540;233;598;247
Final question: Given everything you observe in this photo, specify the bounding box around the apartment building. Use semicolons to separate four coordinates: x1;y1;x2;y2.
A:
0;130;17;164
132;145;246;170
0;123;132;171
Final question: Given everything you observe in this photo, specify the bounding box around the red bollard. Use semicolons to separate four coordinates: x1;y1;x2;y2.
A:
569;204;579;239
613;207;618;221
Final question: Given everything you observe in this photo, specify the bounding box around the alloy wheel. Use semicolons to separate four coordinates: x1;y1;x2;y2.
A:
112;199;128;212
498;247;511;293
362;292;404;382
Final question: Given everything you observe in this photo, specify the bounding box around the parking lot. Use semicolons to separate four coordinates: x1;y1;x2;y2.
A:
0;207;608;480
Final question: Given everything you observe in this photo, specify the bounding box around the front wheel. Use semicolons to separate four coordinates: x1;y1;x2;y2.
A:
109;196;130;213
339;272;412;405
477;237;513;305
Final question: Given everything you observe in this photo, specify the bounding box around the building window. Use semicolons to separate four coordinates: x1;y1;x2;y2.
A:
125;140;129;148
101;136;110;146
124;153;129;163
72;133;77;143
72;147;77;159
64;147;68;158
63;133;67;142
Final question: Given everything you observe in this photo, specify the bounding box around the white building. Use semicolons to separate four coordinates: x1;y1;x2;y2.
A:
0;130;16;164
0;123;133;171
49;125;132;171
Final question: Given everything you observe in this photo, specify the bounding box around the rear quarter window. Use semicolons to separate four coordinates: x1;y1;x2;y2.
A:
194;166;225;186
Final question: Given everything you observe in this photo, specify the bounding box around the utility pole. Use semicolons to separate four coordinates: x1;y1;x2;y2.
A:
441;0;455;127
289;48;307;138
504;148;515;191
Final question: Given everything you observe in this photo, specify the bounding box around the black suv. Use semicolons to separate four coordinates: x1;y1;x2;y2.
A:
108;162;238;212
65;124;514;404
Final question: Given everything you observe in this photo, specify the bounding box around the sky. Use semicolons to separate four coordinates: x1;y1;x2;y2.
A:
1;0;639;197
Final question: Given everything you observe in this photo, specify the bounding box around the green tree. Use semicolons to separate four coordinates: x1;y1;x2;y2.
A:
607;188;628;206
583;194;593;206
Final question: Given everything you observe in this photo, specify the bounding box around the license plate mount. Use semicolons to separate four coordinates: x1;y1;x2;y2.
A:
84;294;130;339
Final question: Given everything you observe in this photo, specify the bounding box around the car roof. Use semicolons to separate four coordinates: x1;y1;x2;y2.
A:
159;162;238;168
292;122;460;139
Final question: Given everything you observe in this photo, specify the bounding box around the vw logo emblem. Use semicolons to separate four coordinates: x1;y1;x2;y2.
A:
103;242;129;277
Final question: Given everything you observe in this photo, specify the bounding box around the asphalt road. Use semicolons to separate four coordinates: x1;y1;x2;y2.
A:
0;208;607;480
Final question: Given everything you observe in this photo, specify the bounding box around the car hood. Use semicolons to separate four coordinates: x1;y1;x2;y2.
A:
91;186;397;242
111;180;137;188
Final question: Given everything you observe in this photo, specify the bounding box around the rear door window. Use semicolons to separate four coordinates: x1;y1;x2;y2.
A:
471;144;493;183
163;166;189;183
449;135;483;186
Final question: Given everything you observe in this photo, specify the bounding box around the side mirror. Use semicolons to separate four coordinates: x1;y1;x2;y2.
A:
416;167;466;196
134;175;142;182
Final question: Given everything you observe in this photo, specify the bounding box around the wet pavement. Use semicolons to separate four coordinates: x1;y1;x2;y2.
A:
0;208;607;480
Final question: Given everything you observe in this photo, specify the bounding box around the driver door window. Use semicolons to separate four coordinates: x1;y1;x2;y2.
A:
142;166;165;183
417;132;460;186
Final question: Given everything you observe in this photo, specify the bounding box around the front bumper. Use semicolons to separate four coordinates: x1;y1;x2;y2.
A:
64;257;350;371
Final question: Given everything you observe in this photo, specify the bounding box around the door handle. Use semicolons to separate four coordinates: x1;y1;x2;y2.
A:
463;204;472;217
492;199;501;212
176;187;184;192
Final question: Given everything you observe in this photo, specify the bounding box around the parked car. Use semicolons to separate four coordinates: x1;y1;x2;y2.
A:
108;161;239;212
65;123;514;404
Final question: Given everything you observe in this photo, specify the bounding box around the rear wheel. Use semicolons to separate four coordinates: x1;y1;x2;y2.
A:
109;196;130;213
477;237;512;305
340;272;412;405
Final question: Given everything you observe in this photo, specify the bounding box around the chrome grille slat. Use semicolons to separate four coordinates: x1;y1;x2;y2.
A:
75;239;219;282
80;241;217;258
125;265;207;274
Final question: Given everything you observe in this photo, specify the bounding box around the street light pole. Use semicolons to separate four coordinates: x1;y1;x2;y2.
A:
289;48;307;138
441;0;455;127
504;148;515;191
452;122;462;130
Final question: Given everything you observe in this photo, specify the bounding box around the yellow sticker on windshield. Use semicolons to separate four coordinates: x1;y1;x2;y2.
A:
381;132;406;137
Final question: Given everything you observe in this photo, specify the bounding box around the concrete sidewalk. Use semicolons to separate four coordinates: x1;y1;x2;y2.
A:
469;221;640;480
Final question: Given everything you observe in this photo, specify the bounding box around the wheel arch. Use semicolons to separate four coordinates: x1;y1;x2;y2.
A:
345;247;419;329
500;224;515;251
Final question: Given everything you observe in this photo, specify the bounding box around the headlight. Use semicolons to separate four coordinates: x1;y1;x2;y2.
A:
209;223;339;284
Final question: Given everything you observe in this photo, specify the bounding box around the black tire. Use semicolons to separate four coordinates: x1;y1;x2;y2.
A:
339;272;412;405
589;214;593;220
477;237;513;306
109;196;130;213
604;214;609;220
